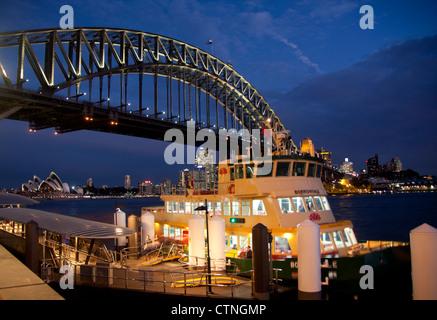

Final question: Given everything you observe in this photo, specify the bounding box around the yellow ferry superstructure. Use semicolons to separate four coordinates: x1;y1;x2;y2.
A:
142;154;360;259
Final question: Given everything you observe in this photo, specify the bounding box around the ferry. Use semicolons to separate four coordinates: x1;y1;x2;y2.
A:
142;149;411;293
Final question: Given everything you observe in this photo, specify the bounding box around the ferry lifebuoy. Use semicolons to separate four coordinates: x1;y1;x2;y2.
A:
228;184;235;194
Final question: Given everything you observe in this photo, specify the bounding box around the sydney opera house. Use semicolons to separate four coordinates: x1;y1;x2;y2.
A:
22;172;70;193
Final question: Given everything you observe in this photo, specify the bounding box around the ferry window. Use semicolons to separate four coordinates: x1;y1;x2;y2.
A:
255;162;273;177
276;162;291;177
316;165;322;178
166;202;172;213
344;227;357;246
179;202;184;213
232;201;240;216
242;201;251;216
175;228;181;240
239;236;248;250
292;197;307;212
230;235;238;250
252;200;267;216
292;162;306;176
305;197;317;212
246;164;254;178
278;198;294;214
275;237;292;254
321;233;334;251
214;202;222;215
332;231;345;249
307;163;316;177
321;196;330;210
172;202;178;213
230;167;235;181
313;196;324;211
235;164;244;179
163;225;169;237
207;202;214;213
169;227;175;238
185;202;191;214
223;202;231;216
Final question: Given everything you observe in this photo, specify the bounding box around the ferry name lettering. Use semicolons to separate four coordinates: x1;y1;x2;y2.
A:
294;189;319;195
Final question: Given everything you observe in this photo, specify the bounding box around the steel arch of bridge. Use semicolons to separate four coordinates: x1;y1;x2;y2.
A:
0;28;297;151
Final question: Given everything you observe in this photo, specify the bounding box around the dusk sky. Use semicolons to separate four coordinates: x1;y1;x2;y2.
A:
0;0;436;189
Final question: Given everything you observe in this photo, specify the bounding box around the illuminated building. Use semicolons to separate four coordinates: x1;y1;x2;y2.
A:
301;137;315;156
366;154;380;176
21;172;70;193
138;180;153;195
125;175;132;190
340;158;354;175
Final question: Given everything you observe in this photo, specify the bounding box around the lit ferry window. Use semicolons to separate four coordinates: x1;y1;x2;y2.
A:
230;167;235;181
239;236;248;250
232;201;240;216
185;202;191;214
321;233;334;251
276;162;291;177
167;202;172;213
275;237;292;254
242;201;251;216
332;231;345;249
230;235;238;250
223;202;231;216
292;162;306;176
307;163;316;177
278;198;294;214
214;202;222;215
207;202;214;213
343;227;357;246
292;197;307;212
321;196;330;210
164;225;169;237
179;202;184;213
313;196;324;211
246;164;254;178
304;197;317;212
172;202;178;213
252;200;267;216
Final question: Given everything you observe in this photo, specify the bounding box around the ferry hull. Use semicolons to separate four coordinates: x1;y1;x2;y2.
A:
228;244;411;296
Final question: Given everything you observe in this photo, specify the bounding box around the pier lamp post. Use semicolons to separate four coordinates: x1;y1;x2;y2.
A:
194;199;212;293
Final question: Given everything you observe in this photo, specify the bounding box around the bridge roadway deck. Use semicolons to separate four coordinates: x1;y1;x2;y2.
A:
0;245;63;300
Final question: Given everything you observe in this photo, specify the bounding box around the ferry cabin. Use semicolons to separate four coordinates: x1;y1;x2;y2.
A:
145;155;359;259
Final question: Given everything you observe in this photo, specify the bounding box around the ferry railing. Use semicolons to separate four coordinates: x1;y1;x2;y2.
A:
42;261;254;298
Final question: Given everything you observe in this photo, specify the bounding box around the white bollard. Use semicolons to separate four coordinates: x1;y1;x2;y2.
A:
410;223;437;300
141;211;155;248
208;216;226;271
188;215;205;267
114;208;126;247
297;219;321;300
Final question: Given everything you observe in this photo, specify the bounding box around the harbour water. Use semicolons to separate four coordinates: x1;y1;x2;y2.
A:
31;192;437;243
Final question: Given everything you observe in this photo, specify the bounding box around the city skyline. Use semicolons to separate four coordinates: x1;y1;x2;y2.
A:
0;0;436;189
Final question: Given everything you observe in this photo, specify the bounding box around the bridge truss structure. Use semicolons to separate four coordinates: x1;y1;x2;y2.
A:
0;28;297;152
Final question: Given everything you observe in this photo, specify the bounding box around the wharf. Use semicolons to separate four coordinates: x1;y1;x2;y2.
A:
0;244;63;300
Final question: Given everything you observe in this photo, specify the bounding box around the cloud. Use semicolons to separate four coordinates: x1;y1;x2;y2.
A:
275;35;437;173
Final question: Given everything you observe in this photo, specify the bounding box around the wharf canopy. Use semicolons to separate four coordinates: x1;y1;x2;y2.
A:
0;192;39;207
22;172;70;193
0;208;135;239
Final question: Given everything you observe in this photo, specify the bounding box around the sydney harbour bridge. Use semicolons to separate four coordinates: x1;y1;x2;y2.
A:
0;28;297;153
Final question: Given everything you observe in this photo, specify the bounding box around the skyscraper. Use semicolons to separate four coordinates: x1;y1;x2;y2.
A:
125;175;131;190
340;158;354;175
366;154;380;176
